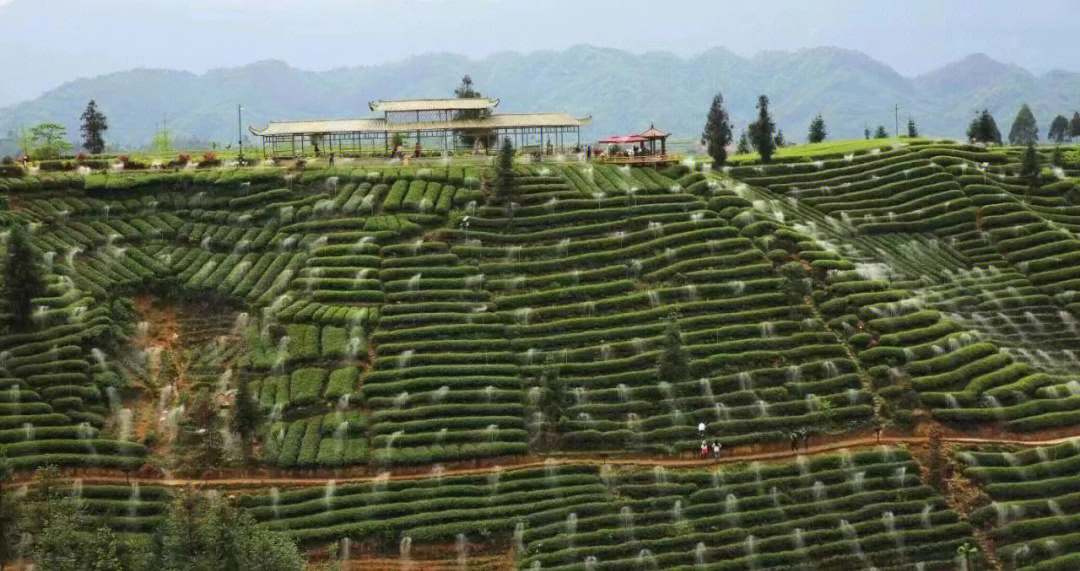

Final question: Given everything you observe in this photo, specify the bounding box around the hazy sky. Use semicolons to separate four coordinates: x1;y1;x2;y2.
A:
2;0;1079;107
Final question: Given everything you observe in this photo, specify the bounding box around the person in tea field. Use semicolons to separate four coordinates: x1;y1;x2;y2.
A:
790;432;799;451
700;440;709;459
712;441;721;459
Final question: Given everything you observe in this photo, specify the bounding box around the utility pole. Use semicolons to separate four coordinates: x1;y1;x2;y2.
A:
237;104;244;162
894;104;899;138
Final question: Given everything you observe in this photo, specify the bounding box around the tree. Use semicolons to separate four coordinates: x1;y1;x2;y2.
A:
2;225;45;333
1071;112;1080;140
735;131;750;155
454;75;493;150
747;95;776;163
874;125;889;139
906;118;918;138
657;316;690;383
864;127;871;140
29;122;72;159
1019;143;1041;192
152;121;173;156
1048;114;1070;144
807;114;826;144
0;454;19;570
966;110;1002;145
701;92;733;168
1008;103;1038;145
231;379;262;464
774;130;785;147
153;491;305;571
80;100;108;154
16;125;34;158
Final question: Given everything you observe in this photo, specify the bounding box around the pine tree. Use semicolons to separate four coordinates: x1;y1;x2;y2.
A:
967;110;1002;144
1048;114;1070;144
1020;143;1041;192
735;131;750;155
774;130;785;147
80;99;108;154
454;75;493;150
657;316;690;383
1008;103;1039;145
874;125;889;139
863;127;871;140
231;379;262;464
807;114;826;144
906;118;918;138
1071;112;1080;141
2;225;44;333
747;95;776;163
701;92;733;169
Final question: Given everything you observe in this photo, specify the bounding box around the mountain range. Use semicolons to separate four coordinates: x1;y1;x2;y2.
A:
1;45;1079;153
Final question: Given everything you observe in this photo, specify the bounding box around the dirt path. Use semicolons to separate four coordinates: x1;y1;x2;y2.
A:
15;430;1080;490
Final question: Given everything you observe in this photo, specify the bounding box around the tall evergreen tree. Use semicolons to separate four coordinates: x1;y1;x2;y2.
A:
1071;112;1080;140
454;75;493;150
1019;142;1042;192
747;95;776;163
1048;114;1070;144
79;99;108;154
490;137;517;228
906;118;918;138
807;114;826;144
231;378;262;464
1008;103;1039;145
966;109;1002;144
657;316;690;383
2;225;44;333
774;130;785;147
701;92;733;169
863;127;871;140
735;131;750;155
874;125;889;139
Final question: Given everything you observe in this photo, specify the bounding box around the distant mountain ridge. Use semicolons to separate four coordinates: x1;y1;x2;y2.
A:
1;45;1078;152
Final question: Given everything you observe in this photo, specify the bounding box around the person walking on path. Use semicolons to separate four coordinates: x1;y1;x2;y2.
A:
802;429;810;450
712;441;721;460
790;432;798;452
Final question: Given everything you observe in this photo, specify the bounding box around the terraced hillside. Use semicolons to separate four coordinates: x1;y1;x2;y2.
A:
1;141;1080;568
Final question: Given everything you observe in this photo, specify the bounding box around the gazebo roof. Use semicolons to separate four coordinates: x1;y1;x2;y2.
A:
638;125;669;139
598;135;647;144
368;98;499;113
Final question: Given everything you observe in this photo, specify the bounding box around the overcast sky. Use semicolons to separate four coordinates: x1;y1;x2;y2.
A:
2;0;1079;107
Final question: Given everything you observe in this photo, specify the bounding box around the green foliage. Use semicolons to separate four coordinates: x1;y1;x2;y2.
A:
2;225;45;333
152;492;306;571
1008;103;1039;145
151;123;173;156
1020;142;1041;190
454;75;493;149
657;316;689;383
1072;112;1080;139
1049;114;1070;143
491;137;516;207
0;453;19;566
906;118;918;138
735;131;750;155
701;92;732;168
874;125;889;139
748;95;776;163
29;122;73;160
966;109;1002;144
807;114;826;144
80;99;108;154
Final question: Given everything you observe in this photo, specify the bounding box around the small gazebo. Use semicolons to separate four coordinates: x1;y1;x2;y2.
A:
638;124;669;155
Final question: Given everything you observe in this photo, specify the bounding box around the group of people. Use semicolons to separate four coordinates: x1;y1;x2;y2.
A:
789;429;812;452
699;440;723;460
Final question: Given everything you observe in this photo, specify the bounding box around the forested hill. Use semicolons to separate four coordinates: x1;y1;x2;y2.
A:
2;46;1079;151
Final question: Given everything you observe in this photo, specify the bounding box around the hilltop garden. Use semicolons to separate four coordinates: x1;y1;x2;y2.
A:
2;135;1080;569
